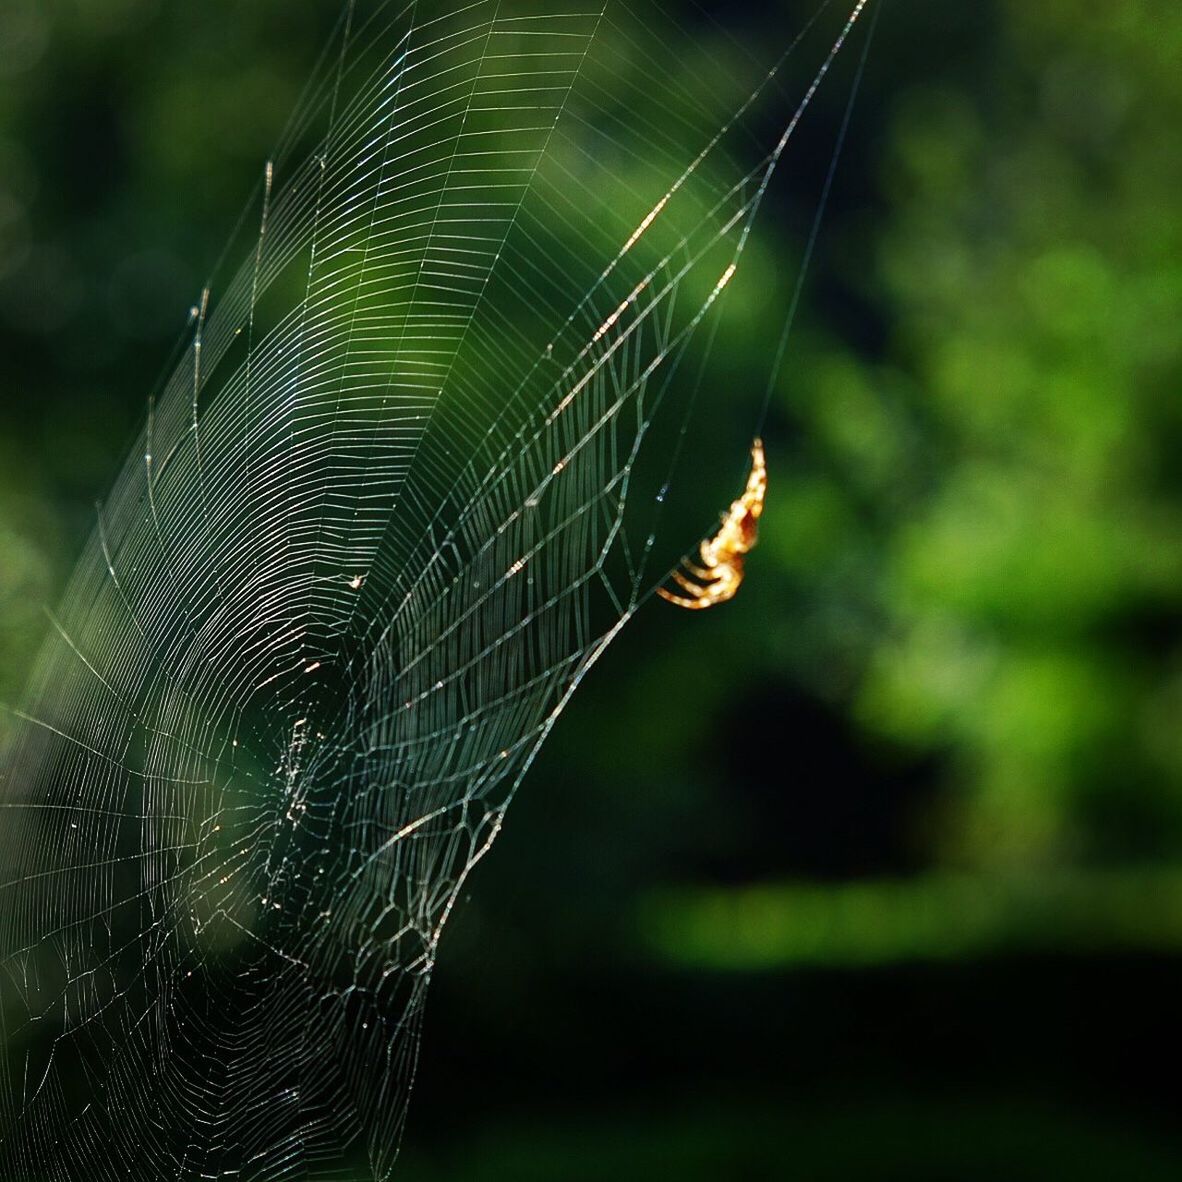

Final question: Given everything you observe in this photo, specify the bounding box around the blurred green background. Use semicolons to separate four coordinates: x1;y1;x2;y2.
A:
1;0;1180;1177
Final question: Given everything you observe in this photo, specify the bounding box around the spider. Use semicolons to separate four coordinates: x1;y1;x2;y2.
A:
658;437;767;610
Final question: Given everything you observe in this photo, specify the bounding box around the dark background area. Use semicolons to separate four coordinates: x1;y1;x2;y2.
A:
1;0;1180;1176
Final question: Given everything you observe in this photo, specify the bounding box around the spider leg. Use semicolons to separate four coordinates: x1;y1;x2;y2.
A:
657;586;713;609
671;569;711;596
681;558;717;581
709;578;739;604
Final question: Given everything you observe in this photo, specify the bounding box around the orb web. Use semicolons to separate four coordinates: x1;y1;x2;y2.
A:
0;0;871;1176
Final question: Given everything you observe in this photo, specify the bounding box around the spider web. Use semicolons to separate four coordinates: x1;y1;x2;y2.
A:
0;1;870;1176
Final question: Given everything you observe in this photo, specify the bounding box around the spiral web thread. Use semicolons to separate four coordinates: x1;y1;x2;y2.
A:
0;0;869;1176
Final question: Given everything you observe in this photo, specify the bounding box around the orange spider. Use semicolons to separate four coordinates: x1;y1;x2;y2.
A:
658;437;766;610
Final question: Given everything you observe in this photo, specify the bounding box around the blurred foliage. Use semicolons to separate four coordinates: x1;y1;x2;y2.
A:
642;867;1182;969
396;1096;1182;1181
0;0;1179;1175
751;0;1182;873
